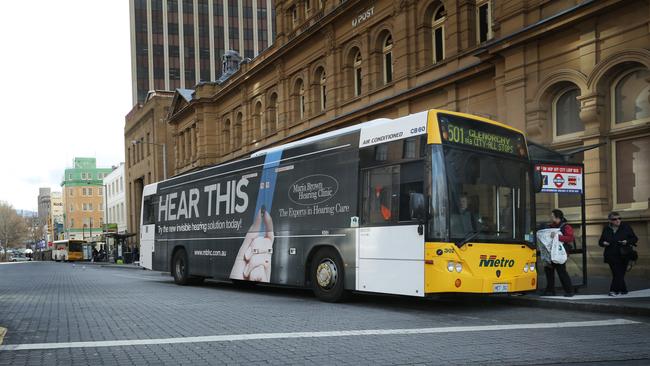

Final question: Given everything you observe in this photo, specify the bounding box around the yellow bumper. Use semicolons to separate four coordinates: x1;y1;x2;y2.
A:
425;242;537;294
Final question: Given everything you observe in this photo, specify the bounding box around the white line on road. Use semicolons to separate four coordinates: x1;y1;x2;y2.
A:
0;319;640;351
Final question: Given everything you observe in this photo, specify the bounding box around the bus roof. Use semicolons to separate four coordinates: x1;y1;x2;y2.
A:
144;109;524;191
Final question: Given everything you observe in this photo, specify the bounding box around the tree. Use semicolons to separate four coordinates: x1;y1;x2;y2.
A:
0;202;26;261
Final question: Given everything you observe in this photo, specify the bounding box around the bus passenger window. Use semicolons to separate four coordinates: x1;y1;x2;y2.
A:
363;166;399;225
399;161;424;222
142;196;156;225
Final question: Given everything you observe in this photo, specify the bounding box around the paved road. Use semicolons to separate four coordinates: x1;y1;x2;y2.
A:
0;262;648;365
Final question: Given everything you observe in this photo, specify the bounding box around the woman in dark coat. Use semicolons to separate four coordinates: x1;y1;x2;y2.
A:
598;212;638;296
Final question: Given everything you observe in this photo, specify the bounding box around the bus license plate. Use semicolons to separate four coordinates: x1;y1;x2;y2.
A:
493;284;509;293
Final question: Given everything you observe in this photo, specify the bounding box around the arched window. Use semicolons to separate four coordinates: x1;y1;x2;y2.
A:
267;92;278;134
553;88;584;137
234;112;243;148
315;67;326;112
294;79;306;121
612;68;650;125
222;119;231;154
354;50;362;96
432;5;445;63
254;101;263;139
382;33;393;84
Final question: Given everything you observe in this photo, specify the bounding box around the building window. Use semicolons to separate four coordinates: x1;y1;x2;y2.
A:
295;78;306;120
291;6;298;27
267;93;278;134
70;218;74;228
614;135;650;209
70;205;74;212
98;187;103;196
612;68;650;126
254;101;263;139
432;5;446;63
234;112;243;148
476;0;492;44
382;34;393;84
315;67;326;112
69;188;73;196
354;50;362;97
223;119;231;154
553;88;584;138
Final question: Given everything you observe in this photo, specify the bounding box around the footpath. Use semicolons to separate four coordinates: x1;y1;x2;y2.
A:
487;275;650;317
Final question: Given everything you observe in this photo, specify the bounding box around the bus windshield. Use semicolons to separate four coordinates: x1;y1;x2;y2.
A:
69;242;82;252
443;147;529;244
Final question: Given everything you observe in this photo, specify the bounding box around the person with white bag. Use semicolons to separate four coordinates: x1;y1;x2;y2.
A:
540;209;575;297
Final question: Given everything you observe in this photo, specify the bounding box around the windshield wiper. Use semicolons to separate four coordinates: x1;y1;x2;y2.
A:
455;230;510;248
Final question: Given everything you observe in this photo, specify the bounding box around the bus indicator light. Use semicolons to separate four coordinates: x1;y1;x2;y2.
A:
455;279;462;288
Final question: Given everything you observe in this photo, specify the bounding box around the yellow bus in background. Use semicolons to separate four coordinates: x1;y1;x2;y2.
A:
53;240;84;262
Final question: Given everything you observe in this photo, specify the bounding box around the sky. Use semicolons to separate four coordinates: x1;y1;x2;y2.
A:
0;1;132;212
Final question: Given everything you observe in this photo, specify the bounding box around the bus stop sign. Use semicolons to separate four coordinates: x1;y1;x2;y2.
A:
535;164;583;194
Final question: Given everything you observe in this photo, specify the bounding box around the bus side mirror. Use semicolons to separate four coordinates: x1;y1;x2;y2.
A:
409;193;427;223
533;170;544;193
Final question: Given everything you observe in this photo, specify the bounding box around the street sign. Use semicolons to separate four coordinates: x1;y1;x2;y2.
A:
535;164;583;194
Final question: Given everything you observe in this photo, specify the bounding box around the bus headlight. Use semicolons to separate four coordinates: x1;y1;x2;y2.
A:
529;263;535;272
455;262;463;273
447;261;455;272
523;263;529;273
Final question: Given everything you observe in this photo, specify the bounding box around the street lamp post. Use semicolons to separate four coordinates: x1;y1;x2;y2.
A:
132;140;167;180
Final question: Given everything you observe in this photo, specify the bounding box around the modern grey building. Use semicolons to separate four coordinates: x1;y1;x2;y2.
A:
129;0;276;104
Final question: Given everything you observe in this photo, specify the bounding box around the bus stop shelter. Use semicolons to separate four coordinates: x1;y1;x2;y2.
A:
103;232;137;263
528;141;604;289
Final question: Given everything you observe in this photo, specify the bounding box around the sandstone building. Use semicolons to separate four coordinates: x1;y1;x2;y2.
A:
126;0;650;276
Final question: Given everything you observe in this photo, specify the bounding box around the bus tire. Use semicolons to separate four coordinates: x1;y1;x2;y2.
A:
172;249;190;285
310;247;349;302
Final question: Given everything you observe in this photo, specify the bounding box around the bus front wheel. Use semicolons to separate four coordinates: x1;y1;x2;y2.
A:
310;248;349;302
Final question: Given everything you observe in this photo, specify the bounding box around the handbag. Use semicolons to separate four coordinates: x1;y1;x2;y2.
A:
619;244;638;261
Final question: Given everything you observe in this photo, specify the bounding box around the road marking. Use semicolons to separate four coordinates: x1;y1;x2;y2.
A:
0;327;6;345
0;319;639;351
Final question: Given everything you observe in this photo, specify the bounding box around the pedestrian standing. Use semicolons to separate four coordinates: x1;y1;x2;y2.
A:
598;212;638;296
542;209;574;297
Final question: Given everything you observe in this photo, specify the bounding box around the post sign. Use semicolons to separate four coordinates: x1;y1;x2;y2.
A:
535;164;583;194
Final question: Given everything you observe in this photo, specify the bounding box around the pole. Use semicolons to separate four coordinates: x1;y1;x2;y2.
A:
104;183;108;261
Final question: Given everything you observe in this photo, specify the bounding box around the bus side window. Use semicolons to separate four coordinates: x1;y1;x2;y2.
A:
142;196;156;225
362;165;400;225
398;161;424;222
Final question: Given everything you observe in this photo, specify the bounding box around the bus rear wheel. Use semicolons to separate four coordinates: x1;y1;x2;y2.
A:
172;249;190;285
310;248;349;302
172;249;204;285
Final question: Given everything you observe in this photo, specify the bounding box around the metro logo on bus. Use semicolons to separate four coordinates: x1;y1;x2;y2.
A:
479;255;515;268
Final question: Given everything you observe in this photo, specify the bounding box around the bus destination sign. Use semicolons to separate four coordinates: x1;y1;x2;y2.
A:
438;113;526;157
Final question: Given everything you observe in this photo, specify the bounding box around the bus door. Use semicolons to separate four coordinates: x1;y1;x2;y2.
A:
357;140;426;296
140;188;157;270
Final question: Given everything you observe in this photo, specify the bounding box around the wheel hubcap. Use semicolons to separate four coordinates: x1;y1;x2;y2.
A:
316;259;338;289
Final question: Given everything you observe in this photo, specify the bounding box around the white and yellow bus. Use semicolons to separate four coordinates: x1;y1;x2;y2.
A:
52;240;84;262
140;110;537;301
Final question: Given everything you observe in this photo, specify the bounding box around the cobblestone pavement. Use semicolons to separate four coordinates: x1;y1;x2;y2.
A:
0;262;648;365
